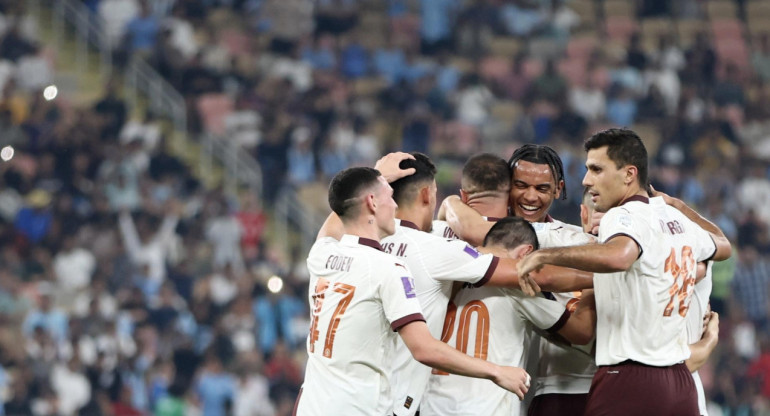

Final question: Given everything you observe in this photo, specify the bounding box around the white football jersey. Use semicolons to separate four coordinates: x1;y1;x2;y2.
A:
382;220;498;416
593;196;717;366
686;261;713;416
531;220;598;395
296;235;425;416
430;220;459;240
421;286;569;416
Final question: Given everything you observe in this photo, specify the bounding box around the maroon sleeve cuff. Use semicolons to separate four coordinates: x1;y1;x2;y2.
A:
391;313;426;332
605;233;643;259
546;309;571;333
472;256;500;288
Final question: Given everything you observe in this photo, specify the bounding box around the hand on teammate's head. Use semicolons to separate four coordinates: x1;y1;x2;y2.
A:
374;152;416;183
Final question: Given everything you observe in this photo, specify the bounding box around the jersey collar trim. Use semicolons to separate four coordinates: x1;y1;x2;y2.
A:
619;195;649;206
398;219;420;230
357;236;384;251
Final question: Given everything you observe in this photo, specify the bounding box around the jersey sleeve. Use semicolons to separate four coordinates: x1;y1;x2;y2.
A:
419;239;498;286
511;291;571;333
380;264;426;332
598;207;645;255
687;219;718;262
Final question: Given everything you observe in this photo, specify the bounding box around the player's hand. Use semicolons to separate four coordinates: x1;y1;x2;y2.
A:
649;185;677;206
517;252;544;295
703;311;719;341
492;366;530;400
374;152;416;183
588;211;603;236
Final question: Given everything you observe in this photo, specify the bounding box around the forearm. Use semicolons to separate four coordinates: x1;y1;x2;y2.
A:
559;290;596;345
443;197;493;246
414;335;500;381
669;198;732;261
317;212;345;240
484;258;593;291
533;241;635;273
686;331;718;372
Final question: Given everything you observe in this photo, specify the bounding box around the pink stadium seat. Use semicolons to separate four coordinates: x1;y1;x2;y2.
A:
522;58;544;79
479;56;512;82
196;94;234;136
605;16;639;45
558;59;588;87
710;19;744;40
566;36;598;60
219;29;251;56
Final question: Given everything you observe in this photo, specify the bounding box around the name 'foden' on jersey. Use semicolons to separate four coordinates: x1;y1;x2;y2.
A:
325;255;354;272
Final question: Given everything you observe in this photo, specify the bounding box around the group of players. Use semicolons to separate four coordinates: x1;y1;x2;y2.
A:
293;128;732;416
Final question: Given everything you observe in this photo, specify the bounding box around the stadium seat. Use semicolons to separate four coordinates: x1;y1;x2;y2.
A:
676;19;706;48
605;16;640;45
641;18;674;40
490;101;522;127
571;0;597;25
705;0;738;19
603;0;635;17
488;37;522;59
196;94;234;137
352;77;388;96
747;1;770;19
710;19;744;40
479;56;512;82
566;35;599;60
558;59;588;87
747;16;770;37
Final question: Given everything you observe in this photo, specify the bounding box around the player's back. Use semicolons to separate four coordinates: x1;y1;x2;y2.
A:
382;220;498;416
297;235;423;416
593;197;717;367
422;285;568;416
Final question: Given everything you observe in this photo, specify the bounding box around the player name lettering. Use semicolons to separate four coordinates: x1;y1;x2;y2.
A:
382;242;408;257
325;255;354;272
659;219;684;235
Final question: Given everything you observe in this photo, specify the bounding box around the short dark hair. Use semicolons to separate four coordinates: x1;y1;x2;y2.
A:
584;128;648;187
390;152;437;206
462;153;511;194
508;144;567;200
482;217;539;250
328;167;381;220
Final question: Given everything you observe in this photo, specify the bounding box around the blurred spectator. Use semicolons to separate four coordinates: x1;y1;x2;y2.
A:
569;75;605;122
14;188;52;244
125;0;160;55
731;246;770;328
205;198;245;274
98;0;140;49
195;354;236;416
752;34;770;83
118;205;180;285
53;233;96;293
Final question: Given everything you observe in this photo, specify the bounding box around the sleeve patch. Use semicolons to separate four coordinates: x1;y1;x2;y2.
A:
463;245;480;258
400;276;417;298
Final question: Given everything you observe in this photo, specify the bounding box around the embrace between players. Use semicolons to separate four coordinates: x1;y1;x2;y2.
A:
294;128;732;416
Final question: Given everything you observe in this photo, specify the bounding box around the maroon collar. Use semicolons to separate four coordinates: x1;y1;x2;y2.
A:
398;219;420;230
357;237;383;251
619;195;649;206
486;216;503;222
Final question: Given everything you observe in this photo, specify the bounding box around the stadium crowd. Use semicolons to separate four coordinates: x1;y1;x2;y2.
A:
0;0;766;414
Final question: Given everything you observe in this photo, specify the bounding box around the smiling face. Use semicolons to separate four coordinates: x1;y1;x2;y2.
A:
509;160;563;223
582;146;628;213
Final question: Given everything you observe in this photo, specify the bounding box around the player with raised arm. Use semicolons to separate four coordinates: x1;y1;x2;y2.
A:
295;166;531;416
421;217;596;416
517;128;732;415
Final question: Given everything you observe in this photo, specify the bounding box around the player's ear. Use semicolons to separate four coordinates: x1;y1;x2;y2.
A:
508;244;534;259
459;189;469;203
420;186;431;205
554;180;564;199
365;193;377;213
625;165;637;185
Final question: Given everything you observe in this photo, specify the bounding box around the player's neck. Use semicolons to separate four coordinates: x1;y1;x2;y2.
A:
617;186;649;207
467;196;508;219
395;206;430;232
344;217;385;242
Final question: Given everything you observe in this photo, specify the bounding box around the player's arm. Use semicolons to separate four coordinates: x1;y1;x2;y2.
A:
651;188;732;261
517;236;639;279
442;195;494;246
397;320;530;400
480;255;594;294
317;152;416;240
556;289;596;346
686;311;719;372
